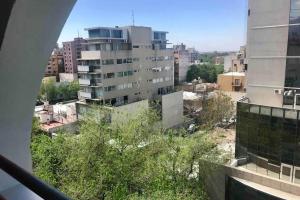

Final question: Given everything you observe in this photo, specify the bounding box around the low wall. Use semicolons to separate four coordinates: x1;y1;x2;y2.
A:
206;163;300;200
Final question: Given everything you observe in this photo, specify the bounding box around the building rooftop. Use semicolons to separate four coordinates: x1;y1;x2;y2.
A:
183;92;202;100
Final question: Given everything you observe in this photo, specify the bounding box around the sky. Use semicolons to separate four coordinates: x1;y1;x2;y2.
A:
58;0;248;52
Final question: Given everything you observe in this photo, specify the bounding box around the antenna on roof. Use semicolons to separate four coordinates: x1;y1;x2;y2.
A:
132;10;135;26
77;30;80;38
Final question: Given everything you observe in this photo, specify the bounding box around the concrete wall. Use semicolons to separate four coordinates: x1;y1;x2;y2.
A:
206;164;300;200
0;0;76;192
246;0;290;107
162;91;184;128
111;100;149;125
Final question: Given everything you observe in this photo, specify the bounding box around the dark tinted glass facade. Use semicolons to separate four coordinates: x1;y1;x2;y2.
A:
285;1;300;105
235;102;300;167
88;29;110;38
226;176;284;200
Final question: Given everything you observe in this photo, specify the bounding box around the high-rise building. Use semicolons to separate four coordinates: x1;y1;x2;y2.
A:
77;26;174;106
44;45;64;77
235;0;300;190
63;37;86;73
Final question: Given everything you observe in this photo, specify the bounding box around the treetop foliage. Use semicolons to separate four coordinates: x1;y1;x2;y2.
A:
31;108;227;200
186;64;224;83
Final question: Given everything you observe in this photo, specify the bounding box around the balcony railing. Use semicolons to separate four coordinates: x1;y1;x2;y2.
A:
78;91;92;99
77;65;90;72
78;79;91;86
0;154;70;200
78;65;101;74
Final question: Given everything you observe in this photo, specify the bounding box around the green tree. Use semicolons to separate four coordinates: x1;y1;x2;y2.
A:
31;108;225;200
200;92;234;129
186;64;224;83
38;80;79;103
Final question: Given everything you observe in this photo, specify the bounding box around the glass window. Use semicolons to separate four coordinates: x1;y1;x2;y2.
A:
286;1;300;88
290;0;300;23
88;29;100;38
249;105;259;114
272;108;283;118
112;30;122;38
99;29;110;37
260;106;271;116
127;58;132;63
128;71;133;76
154;32;159;40
117;59;122;64
102;59;114;65
285;110;298;119
117;72;123;77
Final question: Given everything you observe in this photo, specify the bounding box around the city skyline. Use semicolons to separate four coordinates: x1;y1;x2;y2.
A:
58;0;248;52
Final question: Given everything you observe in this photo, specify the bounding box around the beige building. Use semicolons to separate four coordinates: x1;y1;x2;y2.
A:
217;72;246;92
44;46;64;77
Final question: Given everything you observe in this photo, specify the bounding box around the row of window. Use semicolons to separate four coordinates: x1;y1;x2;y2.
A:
116;83;133;90
145;56;173;61
158;86;173;95
104;82;137;92
103;70;134;79
148;77;173;84
146;66;172;72
132;45;152;49
88;43;131;51
88;29;123;39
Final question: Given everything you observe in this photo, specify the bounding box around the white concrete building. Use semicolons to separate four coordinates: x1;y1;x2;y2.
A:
77;26;174;106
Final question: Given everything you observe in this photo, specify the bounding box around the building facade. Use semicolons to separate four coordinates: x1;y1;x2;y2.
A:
235;0;300;188
77;26;174;106
44;46;64;77
63;37;86;73
174;43;192;84
223;46;246;73
217;72;246;92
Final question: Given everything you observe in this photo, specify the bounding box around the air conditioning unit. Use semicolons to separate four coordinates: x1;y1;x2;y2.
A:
274;89;282;95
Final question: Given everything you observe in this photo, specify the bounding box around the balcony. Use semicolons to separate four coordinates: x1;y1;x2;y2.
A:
77;65;90;72
78;78;91;85
91;78;102;87
78;91;92;99
232;82;242;87
0;154;69;200
81;51;101;60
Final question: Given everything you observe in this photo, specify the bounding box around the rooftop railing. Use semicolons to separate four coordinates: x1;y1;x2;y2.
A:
0;154;70;200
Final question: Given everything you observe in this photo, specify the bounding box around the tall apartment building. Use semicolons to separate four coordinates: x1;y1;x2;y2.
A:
44;45;64;77
77;26;174;106
63;37;86;73
233;0;300;197
174;43;192;84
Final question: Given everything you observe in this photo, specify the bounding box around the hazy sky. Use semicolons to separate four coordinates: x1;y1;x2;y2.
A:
58;0;248;52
